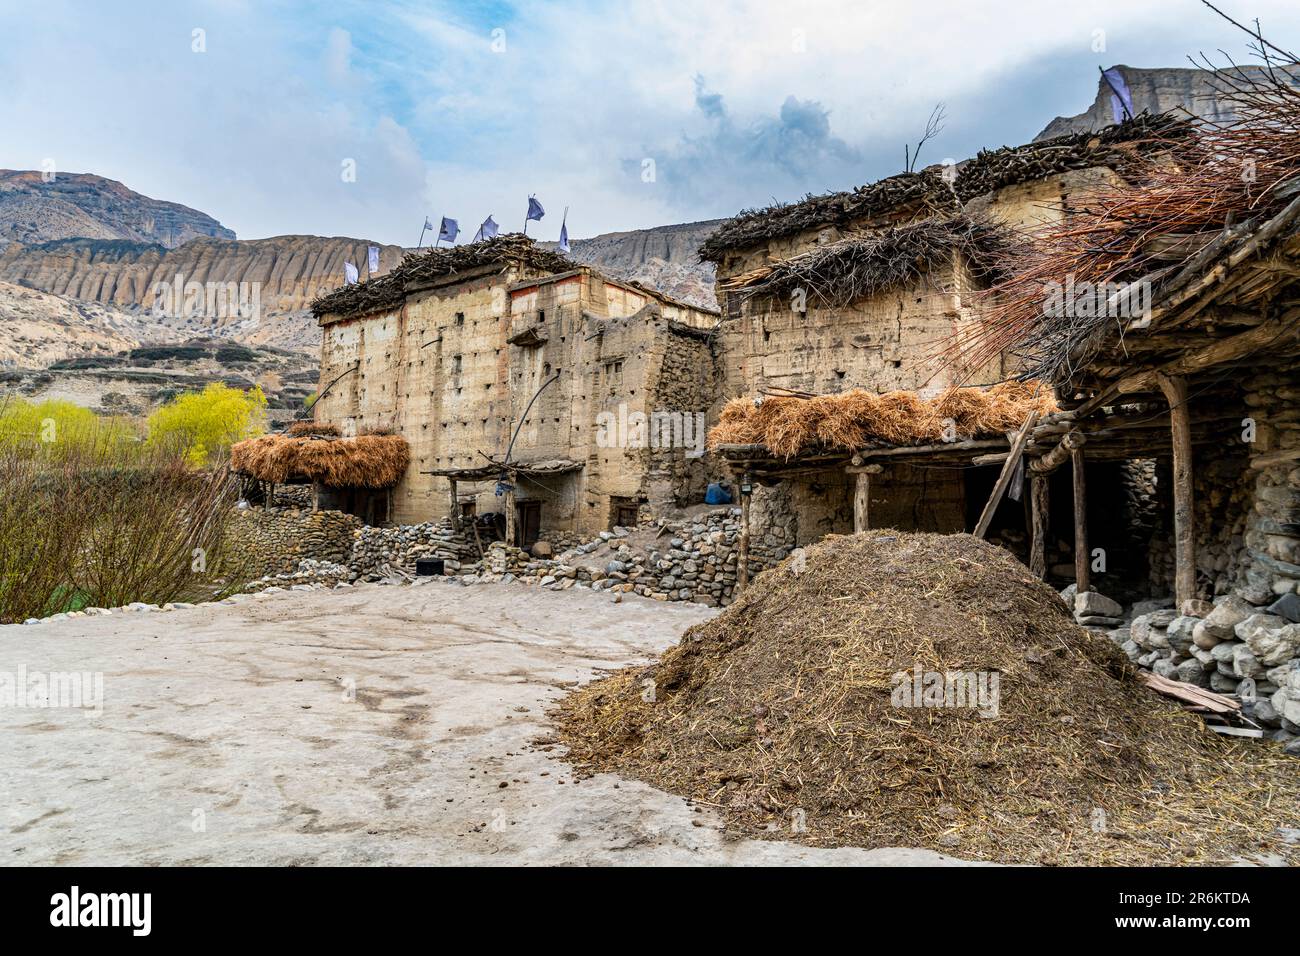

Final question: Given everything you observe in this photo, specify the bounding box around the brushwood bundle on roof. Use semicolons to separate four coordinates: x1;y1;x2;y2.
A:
699;170;957;262
708;380;1057;459
311;233;577;321
230;433;410;488
953;111;1193;202
949;65;1300;388
717;215;1025;308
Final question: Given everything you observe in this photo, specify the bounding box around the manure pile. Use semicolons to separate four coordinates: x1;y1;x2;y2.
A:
552;532;1300;865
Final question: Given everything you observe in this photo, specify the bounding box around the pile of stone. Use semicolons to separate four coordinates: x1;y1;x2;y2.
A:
1071;584;1300;742
242;558;354;591
451;509;746;606
348;520;474;581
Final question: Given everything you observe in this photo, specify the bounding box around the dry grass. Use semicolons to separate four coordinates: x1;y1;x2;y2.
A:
230;433;409;488
286;421;341;437
708;382;1056;458
550;532;1300;865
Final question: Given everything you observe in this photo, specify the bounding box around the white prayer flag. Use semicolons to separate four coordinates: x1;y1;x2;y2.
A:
344;261;359;285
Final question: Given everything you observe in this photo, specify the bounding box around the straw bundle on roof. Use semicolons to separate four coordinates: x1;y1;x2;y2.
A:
286;421;341;438
708;381;1056;459
230;433;410;488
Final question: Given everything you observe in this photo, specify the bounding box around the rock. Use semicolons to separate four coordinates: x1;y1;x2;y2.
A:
1191;622;1222;650
1236;614;1300;666
1120;640;1141;662
1210;672;1240;693
1211;640;1241;663
1286;738;1300;757
1077;615;1123;627
1152;659;1179;680
531;541;553;558
1130;597;1174;617
1267;591;1300;623
1180;598;1214;617
1106;627;1130;647
1059;584;1077;607
1253;696;1282;727
1165;616;1199;655
1199;595;1255;640
1175;658;1211;687
1075;590;1122;618
1233;644;1266;679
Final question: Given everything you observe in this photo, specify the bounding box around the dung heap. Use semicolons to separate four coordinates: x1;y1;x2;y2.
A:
552;532;1300;865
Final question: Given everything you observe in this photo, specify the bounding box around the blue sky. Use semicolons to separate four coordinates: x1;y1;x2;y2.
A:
1;0;1297;245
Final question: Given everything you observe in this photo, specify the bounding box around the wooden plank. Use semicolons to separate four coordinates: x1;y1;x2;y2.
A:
504;482;517;547
1139;671;1239;714
1156;373;1197;611
448;478;461;533
1030;473;1049;580
1072;445;1089;594
973;411;1039;538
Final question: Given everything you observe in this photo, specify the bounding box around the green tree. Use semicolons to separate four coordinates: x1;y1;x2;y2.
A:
146;383;267;466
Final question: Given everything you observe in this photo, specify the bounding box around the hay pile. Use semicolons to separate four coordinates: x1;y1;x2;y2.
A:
230;433;409;488
708;381;1057;458
286;421;341;438
552;532;1300;865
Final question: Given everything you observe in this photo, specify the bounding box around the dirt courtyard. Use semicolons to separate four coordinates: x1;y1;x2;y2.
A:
0;580;971;866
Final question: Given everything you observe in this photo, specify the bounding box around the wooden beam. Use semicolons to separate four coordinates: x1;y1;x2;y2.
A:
974;411;1039;538
448;478;461;532
1156;373;1197;610
737;473;752;594
1030;473;1049;580
1072;445;1089;593
1030;429;1085;474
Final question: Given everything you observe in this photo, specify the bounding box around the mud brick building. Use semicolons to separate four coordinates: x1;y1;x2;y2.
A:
310;235;718;543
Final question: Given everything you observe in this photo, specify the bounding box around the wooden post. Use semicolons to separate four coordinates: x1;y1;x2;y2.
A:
1072;446;1089;593
267;482;274;510
1030;473;1049;580
312;481;320;512
1157;373;1197;610
849;464;882;533
737;473;752;594
504;482;517;547
448;478;461;532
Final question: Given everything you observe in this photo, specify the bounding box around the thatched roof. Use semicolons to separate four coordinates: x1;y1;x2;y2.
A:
717;215;1023;308
699;170;956;263
699;113;1189;263
311;233;577;322
953;111;1192;202
708;381;1057;460
230;433;410;488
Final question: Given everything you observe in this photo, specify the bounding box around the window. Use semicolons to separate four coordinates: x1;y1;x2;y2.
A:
452;354;462;374
603;360;623;387
455;312;464;326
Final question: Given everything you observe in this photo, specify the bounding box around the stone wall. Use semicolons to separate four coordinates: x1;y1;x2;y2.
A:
224;507;361;578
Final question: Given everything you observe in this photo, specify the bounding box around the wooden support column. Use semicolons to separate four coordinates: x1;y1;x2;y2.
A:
447;478;461;532
267;482;274;510
504;476;517;547
1072;446;1089;593
974;411;1039;538
1030;473;1049;580
737;473;752;594
311;481;320;512
1157;373;1197;610
849;463;882;533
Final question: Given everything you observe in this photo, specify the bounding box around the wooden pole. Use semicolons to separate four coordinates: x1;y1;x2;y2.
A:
448;478;460;532
974;411;1039;538
312;481;320;512
737;473;752;593
1156;373;1197;610
850;464;881;533
504;478;517;548
1030;473;1049;580
1072;446;1089;593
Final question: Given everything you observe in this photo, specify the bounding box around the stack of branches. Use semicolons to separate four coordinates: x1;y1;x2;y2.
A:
230;433;410;488
948;55;1300;386
698;169;957;262
708;380;1057;459
719;215;1027;309
953;112;1193;202
285;421;341;438
311;233;575;320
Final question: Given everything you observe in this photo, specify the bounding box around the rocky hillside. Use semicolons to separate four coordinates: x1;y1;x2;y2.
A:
0;235;404;352
0;336;317;421
1036;63;1300;140
545;220;721;309
0;170;235;247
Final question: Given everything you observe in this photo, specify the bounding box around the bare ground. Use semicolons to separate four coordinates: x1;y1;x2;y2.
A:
0;580;972;866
